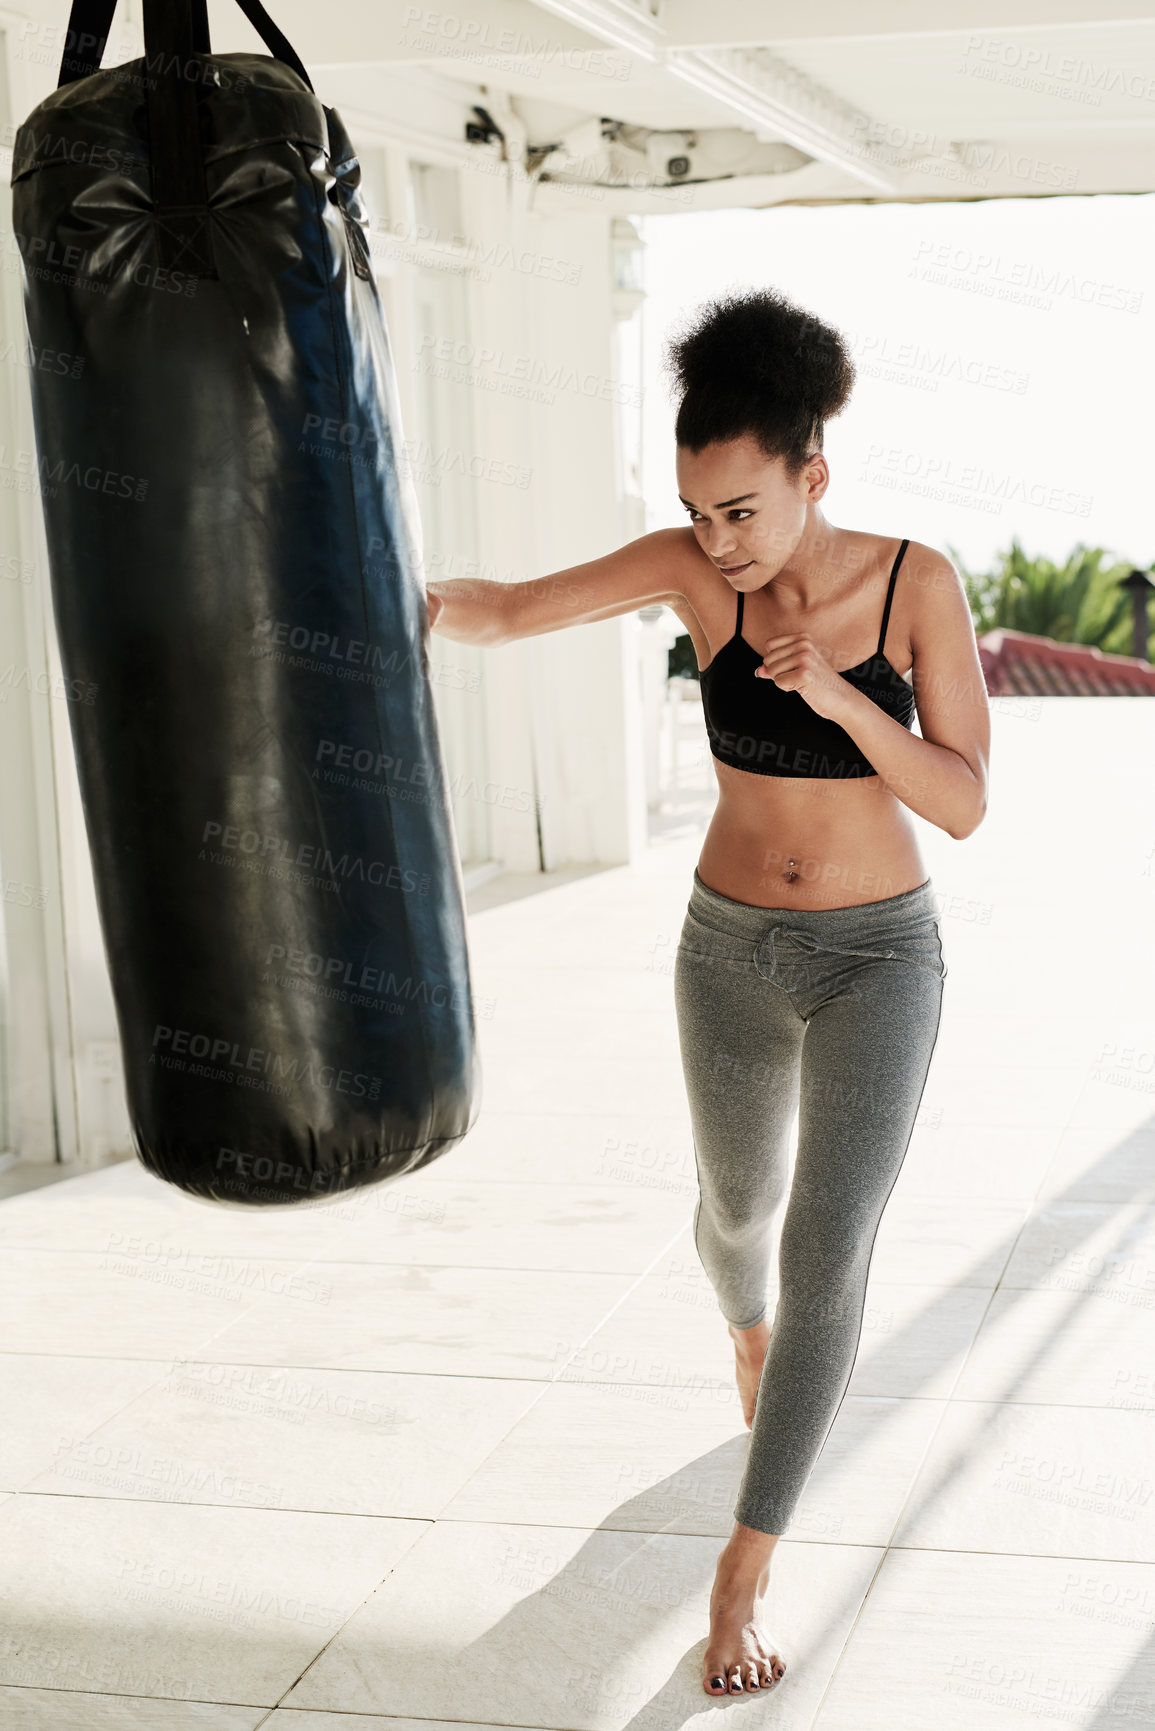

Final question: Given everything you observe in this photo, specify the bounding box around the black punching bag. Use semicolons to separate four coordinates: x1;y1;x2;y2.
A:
10;0;481;1203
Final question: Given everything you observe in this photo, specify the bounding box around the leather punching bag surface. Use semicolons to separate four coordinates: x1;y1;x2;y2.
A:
10;0;481;1203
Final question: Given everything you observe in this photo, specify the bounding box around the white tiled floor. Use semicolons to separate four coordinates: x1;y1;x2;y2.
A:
2;698;1154;1728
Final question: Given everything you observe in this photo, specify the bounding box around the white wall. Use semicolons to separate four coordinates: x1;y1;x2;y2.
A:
340;79;650;873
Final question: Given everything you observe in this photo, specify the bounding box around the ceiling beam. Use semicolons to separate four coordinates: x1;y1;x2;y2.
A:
658;0;1155;49
664;47;906;192
528;0;664;58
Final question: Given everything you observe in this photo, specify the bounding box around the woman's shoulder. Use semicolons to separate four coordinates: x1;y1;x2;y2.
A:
897;540;970;618
899;541;979;658
653;524;718;598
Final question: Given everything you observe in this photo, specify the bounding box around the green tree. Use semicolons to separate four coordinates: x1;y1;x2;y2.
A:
948;538;1153;660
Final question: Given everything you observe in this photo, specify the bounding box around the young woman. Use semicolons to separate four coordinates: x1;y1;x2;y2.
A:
426;288;990;1699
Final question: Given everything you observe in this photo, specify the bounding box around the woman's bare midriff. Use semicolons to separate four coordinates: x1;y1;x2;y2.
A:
671;524;930;912
697;769;928;910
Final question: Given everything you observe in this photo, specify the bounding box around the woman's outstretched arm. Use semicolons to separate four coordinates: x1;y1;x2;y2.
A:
426;527;696;646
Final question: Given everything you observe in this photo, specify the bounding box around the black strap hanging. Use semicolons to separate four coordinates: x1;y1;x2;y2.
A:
56;0;313;91
53;0;316;280
144;0;215;276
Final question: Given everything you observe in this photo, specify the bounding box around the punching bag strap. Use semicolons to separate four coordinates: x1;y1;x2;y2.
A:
54;0;316;280
56;0;314;92
56;0;204;86
143;0;216;278
230;0;315;92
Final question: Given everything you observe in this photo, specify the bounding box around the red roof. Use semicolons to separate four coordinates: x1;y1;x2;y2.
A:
977;629;1155;696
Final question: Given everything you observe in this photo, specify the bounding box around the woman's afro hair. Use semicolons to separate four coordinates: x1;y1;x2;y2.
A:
662;287;856;478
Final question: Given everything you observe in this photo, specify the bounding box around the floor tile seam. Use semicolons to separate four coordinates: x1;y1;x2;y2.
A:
0;1230;1125;1255
0;1353;584;1383
402;1178;1061;1198
262;1514;444;1718
0;1351;561;1385
803;1541;893;1730
911;1276;1155;1293
0;1179;1114;1207
285;1254;690;1279
0;1356;723;1397
0;1177;693;1207
0;1375;1141;1408
850;1391;1155;1413
25;1494;1128;1569
0;1182;699;1210
0;1679;275;1714
2;1356;1146;1408
0;1261;1009;1287
0;1245;342;1264
0;1251;688;1276
0;1487;437;1523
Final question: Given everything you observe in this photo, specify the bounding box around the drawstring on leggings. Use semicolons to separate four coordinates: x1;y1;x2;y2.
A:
757;924;897;984
758;924;817;982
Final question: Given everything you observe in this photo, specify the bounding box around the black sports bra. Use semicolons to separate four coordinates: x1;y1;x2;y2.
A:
698;538;916;780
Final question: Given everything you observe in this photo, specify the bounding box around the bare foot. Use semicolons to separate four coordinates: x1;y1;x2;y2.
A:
728;1318;770;1428
703;1524;787;1696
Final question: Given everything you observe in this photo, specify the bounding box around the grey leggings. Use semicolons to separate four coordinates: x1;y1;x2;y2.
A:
673;866;947;1537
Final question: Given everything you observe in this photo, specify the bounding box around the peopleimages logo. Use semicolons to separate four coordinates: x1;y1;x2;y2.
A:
215;1146;352;1197
198;821;431;895
150;1024;383;1102
263;941;472;1007
250;616;419;680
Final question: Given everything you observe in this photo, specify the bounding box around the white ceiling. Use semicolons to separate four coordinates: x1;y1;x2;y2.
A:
250;0;1155;210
